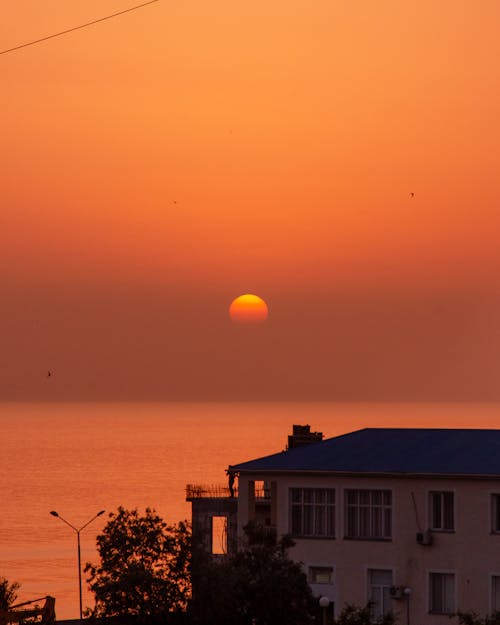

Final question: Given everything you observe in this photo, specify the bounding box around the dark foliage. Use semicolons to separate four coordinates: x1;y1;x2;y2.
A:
334;604;394;625
85;507;191;622
457;611;500;625
0;577;20;611
190;521;315;625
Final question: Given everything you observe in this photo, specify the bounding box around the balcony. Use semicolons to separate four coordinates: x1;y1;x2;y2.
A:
186;483;238;500
186;483;271;500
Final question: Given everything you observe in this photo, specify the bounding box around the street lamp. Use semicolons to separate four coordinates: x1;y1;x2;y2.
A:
50;510;105;621
319;596;330;625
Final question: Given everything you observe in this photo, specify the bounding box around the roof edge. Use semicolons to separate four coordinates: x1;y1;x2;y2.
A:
228;467;500;480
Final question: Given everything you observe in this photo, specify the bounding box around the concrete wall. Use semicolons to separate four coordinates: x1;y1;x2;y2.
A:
190;497;238;554
237;472;500;625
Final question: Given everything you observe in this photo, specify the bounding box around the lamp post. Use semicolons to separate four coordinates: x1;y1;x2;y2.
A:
50;510;105;621
403;587;412;625
319;596;330;625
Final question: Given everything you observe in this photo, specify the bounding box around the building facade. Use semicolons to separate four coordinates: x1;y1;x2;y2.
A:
188;426;500;624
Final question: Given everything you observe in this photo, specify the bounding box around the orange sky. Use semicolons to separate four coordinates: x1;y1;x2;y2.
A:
1;1;500;401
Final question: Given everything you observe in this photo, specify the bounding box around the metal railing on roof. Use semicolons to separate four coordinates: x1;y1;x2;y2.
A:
185;483;271;500
186;484;237;499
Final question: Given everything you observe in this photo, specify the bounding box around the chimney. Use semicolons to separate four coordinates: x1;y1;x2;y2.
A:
287;424;323;449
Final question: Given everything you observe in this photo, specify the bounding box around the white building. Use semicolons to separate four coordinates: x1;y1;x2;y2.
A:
220;426;500;624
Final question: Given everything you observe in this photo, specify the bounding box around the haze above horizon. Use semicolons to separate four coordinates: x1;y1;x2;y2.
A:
2;1;500;402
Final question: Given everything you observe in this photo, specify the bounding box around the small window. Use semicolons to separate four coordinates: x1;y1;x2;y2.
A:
254;480;266;498
429;573;455;614
491;575;500;612
492;576;500;612
430;492;454;531
491;495;500;533
211;516;227;554
368;569;392;619
310;566;333;584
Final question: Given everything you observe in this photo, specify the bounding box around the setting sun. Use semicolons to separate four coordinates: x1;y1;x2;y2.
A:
229;294;269;324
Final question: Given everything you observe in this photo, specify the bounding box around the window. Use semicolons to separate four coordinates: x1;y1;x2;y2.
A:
491;495;500;533
368;569;392;619
254;480;270;499
492;576;500;612
429;573;455;614
345;490;392;539
211;516;227;554
310;566;333;584
290;488;335;537
430;492;454;531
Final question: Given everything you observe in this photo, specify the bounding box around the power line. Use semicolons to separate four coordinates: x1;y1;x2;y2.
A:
0;0;160;56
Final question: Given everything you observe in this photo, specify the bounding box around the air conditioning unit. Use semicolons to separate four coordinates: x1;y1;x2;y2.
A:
416;529;433;545
389;586;403;600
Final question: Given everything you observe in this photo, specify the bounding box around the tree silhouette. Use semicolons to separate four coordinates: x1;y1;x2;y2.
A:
190;521;315;625
85;507;190;621
0;577;20;611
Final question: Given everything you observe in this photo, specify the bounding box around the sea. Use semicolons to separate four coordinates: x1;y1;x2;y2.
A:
1;401;500;619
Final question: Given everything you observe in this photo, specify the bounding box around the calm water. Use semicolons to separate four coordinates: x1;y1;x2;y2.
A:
1;401;500;619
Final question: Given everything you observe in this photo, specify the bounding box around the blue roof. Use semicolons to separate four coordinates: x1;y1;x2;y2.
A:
229;428;500;476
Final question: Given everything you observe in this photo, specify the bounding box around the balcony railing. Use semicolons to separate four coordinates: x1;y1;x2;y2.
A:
186;483;271;500
186;484;238;499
